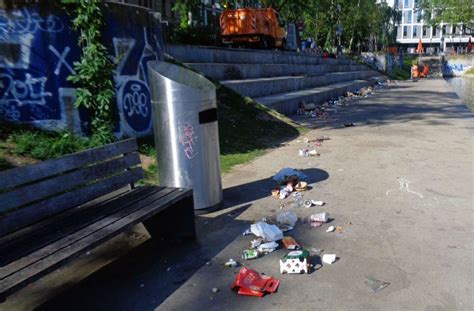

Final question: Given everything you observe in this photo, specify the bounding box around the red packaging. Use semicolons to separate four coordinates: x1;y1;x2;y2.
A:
231;267;280;297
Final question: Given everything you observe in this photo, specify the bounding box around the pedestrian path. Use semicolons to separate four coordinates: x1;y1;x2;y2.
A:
157;78;473;310
26;79;473;310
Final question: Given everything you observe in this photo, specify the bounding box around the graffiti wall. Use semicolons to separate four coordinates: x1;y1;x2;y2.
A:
359;52;402;75
442;55;473;77
0;2;163;137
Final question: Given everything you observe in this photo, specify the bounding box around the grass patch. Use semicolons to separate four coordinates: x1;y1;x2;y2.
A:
7;130;97;161
216;84;301;156
141;162;158;186
220;150;265;173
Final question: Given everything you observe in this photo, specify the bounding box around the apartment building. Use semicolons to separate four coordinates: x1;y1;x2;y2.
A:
383;0;472;53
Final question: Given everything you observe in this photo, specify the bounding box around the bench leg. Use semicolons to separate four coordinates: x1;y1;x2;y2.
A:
143;195;196;241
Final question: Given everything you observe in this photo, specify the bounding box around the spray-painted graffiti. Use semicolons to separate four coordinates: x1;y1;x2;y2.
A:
0;4;163;136
48;45;76;76
0;73;55;122
179;124;198;160
0;8;64;39
0;73;52;106
119;79;151;132
443;62;472;76
112;25;161;135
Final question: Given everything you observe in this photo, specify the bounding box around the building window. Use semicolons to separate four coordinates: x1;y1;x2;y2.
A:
403;26;408;37
407;10;412;23
442;25;446;35
452;25;456;34
413;26;417;38
422;26;427;36
432;27;437;36
416;10;422;22
404;0;409;7
395;0;400;7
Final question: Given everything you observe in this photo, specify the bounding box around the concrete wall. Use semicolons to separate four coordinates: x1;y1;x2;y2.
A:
0;2;163;137
442;55;473;77
360;52;402;74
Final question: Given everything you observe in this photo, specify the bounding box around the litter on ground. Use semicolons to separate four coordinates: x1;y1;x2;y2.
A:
322;254;337;264
282;236;301;250
365;276;390;293
232;267;280;297
326;226;335;232
280;250;311;274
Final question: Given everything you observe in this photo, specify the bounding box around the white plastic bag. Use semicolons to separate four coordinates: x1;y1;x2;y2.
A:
250;222;283;241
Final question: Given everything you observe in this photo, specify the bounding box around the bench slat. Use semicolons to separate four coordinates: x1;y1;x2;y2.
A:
0;187;163;267
0;187;192;297
0;167;144;237
0;186;152;248
0;186;177;278
0;152;141;213
0;138;137;190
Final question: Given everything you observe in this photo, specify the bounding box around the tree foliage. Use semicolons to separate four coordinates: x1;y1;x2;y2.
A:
270;0;400;51
419;0;473;27
173;0;402;52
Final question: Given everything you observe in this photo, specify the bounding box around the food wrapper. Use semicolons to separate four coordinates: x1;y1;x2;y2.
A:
231;267;280;297
282;236;301;250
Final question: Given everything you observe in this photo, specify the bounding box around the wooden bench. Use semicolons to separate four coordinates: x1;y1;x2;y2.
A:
0;138;195;301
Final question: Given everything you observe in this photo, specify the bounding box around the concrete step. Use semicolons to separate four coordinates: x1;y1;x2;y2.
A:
221;70;380;98
187;63;371;80
166;44;356;65
254;75;388;115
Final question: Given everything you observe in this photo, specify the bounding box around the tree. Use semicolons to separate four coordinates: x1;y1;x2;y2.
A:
420;0;473;27
171;0;402;52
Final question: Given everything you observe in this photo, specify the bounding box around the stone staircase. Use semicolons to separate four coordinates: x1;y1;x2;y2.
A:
166;44;387;115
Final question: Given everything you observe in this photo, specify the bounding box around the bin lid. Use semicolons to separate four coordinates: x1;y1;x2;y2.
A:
148;61;215;104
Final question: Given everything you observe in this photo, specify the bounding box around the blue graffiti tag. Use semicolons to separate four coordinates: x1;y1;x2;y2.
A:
120;79;151;132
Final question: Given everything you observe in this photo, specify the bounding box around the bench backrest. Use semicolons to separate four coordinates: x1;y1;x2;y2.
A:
0;138;144;237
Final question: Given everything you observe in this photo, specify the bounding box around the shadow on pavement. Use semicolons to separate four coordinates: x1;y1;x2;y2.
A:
223;168;330;207
293;80;473;130
35;204;252;311
35;167;329;310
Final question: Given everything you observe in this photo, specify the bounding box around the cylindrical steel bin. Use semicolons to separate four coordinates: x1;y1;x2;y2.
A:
148;61;223;211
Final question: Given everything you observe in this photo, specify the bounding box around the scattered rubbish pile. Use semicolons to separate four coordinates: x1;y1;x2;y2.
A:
231;205;344;297
271;168;309;199
297;81;394;120
226;84;397;297
295;135;330;160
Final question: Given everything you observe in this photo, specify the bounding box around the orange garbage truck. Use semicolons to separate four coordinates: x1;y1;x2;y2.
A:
220;8;287;49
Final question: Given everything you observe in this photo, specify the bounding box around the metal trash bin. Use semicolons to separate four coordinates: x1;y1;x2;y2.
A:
148;61;223;211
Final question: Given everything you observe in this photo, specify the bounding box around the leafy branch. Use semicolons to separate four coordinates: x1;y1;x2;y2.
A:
68;0;115;144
